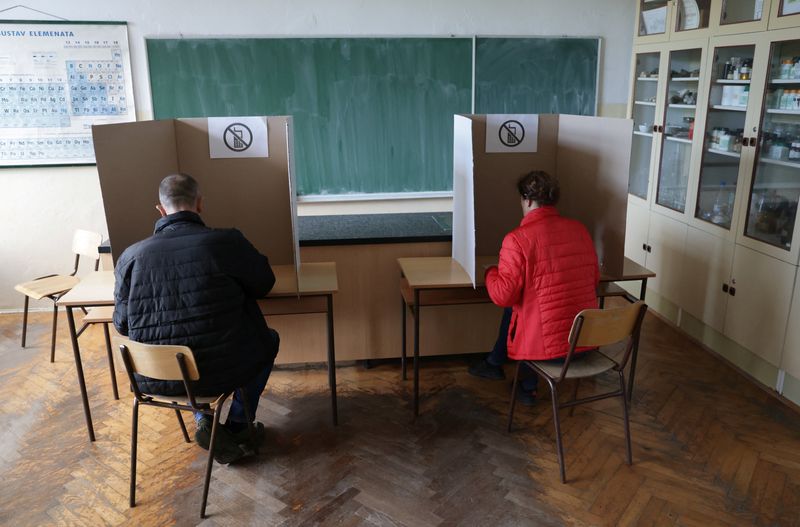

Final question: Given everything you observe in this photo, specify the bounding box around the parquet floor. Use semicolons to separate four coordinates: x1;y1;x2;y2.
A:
1;306;799;526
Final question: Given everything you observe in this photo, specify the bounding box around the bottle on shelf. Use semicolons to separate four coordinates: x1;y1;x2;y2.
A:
781;59;794;79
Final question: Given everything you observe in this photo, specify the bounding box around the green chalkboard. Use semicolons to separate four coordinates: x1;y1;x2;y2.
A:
147;38;472;195
475;38;599;116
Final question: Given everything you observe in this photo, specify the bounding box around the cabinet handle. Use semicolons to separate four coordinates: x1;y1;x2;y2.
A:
652;124;658;133
750;137;758;147
722;283;729;293
729;287;736;297
658;125;664;133
642;243;647;251
646;245;652;253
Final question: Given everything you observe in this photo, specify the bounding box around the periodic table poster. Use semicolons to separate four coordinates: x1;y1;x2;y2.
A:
0;21;136;166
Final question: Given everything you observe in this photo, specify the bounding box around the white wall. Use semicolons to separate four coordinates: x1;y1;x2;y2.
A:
0;0;635;310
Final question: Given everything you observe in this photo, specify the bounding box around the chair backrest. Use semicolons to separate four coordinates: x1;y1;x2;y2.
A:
113;337;200;382
72;229;103;260
569;301;647;349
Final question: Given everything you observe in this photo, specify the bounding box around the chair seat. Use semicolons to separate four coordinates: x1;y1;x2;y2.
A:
528;350;616;380
143;393;227;407
82;306;115;324
15;275;79;300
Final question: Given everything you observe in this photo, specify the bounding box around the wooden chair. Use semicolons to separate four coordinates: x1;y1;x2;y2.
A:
14;229;102;362
115;338;258;518
507;301;648;483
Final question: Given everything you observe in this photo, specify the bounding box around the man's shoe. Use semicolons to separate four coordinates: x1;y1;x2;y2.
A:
227;421;266;449
469;358;506;380
194;418;246;464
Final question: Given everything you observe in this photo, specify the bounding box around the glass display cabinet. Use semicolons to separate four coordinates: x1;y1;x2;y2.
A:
655;47;704;213
694;43;758;229
629;51;662;199
744;36;800;252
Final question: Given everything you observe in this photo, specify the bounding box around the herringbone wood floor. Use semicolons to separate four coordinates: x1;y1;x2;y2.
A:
1;306;799;526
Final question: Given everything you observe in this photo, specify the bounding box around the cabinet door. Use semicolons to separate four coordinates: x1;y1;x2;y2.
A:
737;29;800;265
625;200;651;267
711;0;772;35
723;244;797;366
635;0;674;43
646;211;689;304
690;34;766;240
671;0;714;40
769;0;800;29
781;270;800;380
682;226;734;331
629;48;664;204
653;42;708;220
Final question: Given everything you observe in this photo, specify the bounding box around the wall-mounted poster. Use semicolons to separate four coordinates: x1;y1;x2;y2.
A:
0;21;136;166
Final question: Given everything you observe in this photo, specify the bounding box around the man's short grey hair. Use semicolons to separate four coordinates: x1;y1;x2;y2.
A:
159;173;200;209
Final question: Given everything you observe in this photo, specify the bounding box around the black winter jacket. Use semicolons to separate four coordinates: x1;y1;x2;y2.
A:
113;211;278;395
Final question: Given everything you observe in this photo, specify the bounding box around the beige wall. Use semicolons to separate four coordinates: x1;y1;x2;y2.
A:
0;0;635;311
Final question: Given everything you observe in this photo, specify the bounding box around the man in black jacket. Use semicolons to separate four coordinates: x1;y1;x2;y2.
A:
113;173;279;464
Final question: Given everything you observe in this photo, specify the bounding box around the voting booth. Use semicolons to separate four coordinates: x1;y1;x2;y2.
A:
92;116;300;292
452;114;633;285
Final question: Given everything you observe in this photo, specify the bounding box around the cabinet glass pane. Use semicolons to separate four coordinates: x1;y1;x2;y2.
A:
675;0;711;32
745;39;800;250
720;0;765;25
695;45;755;229
780;0;800;16
656;48;702;212
629;52;660;199
639;0;669;37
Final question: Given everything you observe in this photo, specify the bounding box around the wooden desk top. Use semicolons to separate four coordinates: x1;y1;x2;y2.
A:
57;271;114;307
58;264;338;307
398;256;655;290
398;257;473;289
270;263;339;296
600;258;656;282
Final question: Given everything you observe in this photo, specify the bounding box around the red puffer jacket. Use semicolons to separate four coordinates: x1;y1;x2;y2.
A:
485;206;599;361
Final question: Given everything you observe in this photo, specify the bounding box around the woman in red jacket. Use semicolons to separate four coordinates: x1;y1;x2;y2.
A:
480;170;599;401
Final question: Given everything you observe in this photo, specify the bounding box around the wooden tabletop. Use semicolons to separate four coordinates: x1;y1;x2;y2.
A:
399;256;655;290
398;257;473;289
600;258;656;282
270;263;339;296
57;271;115;307
58;263;338;307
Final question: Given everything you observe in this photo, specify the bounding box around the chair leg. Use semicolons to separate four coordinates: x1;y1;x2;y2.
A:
568;379;581;417
507;362;522;433
103;323;119;400
130;398;139;507
201;407;222;519
21;296;29;348
50;302;58;363
175;409;191;443
619;371;633;466
239;388;259;455
548;379;566;484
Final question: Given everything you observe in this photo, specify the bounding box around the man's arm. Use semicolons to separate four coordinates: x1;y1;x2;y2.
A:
225;230;275;298
484;233;526;307
112;256;132;336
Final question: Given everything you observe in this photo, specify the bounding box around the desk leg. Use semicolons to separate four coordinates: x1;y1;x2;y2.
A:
103;323;119;400
628;278;648;402
326;294;338;426
413;289;420;418
401;295;407;381
66;306;95;442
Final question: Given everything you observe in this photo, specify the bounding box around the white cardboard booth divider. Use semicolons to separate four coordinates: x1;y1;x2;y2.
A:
92;116;300;292
453;114;633;286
